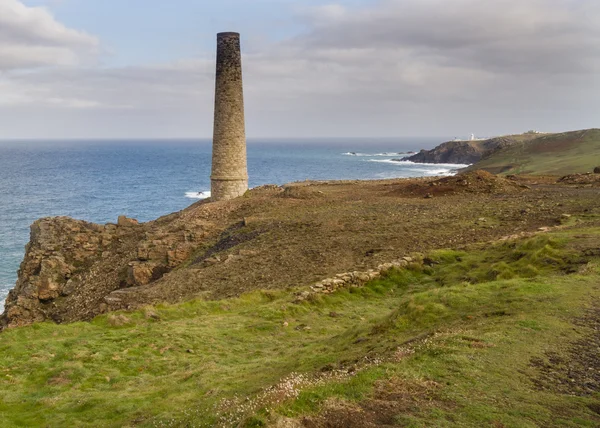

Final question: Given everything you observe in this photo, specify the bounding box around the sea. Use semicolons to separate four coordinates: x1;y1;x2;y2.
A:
0;138;468;312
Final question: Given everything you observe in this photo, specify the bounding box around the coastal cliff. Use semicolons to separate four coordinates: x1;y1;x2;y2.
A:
2;173;598;331
0;209;214;330
402;134;542;164
464;129;600;175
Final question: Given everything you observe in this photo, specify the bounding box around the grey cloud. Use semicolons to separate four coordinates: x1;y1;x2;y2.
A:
297;0;600;75
0;0;598;138
0;0;98;70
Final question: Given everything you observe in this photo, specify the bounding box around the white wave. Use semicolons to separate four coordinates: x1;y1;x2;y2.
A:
0;286;8;313
368;159;470;168
342;152;409;157
368;159;409;164
422;169;456;176
185;191;211;199
367;159;470;177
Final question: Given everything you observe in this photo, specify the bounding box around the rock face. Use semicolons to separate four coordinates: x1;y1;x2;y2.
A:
0;217;119;329
0;207;215;331
402;136;526;165
403;141;484;164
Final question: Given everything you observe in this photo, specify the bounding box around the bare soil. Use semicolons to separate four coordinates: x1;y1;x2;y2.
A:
299;378;447;428
109;172;600;310
557;172;600;187
531;303;600;397
5;171;600;328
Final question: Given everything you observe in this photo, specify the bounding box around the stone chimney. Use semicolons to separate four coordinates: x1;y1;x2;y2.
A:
210;32;248;201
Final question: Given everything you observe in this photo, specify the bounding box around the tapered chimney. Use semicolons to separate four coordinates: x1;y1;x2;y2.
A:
210;32;248;201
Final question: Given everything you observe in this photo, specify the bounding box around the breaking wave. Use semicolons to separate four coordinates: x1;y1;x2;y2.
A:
185;191;211;199
342;152;411;157
367;159;470;176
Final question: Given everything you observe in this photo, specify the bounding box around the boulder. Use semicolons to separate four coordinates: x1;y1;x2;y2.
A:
127;262;156;286
118;216;139;227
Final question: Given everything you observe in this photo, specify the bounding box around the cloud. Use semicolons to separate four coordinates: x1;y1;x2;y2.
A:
240;0;600;135
0;0;598;138
0;0;98;70
298;0;600;75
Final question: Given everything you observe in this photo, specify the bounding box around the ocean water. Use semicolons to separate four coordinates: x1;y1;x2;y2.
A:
0;138;465;311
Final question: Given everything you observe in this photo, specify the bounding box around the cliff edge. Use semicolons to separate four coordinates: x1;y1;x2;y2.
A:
3;173;599;331
0;205;221;330
402;134;544;165
464;129;600;175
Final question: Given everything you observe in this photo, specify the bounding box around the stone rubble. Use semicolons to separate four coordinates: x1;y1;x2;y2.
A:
294;256;419;303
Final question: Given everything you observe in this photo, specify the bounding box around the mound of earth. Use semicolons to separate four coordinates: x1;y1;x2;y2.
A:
281;185;325;199
557;173;600;187
392;170;528;198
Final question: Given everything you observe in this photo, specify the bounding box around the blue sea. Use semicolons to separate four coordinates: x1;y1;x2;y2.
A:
0;138;465;311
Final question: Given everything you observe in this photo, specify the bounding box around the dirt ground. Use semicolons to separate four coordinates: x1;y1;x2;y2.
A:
298;378;448;428
106;171;600;311
4;171;600;328
531;304;600;398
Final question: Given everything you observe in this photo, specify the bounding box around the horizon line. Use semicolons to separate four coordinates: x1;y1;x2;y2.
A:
0;136;451;142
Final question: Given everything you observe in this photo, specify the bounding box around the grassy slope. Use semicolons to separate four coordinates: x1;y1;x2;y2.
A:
468;129;600;175
0;221;599;427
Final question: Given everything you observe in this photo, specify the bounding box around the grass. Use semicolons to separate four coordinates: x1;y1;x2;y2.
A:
276;271;599;426
0;225;599;427
470;128;600;175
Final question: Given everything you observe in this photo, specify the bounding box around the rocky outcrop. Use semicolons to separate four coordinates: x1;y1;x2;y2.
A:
401;136;526;165
402;141;484;164
0;217;124;329
0;207;217;330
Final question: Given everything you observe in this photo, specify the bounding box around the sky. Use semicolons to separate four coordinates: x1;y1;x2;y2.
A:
0;0;598;139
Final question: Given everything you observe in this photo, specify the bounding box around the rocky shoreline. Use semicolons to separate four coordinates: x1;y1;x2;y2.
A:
402;134;542;165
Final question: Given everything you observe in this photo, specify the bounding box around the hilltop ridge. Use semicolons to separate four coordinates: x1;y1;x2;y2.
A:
466;128;600;175
403;128;600;176
402;133;543;164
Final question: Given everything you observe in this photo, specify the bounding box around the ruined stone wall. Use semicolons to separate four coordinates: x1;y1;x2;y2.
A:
211;32;248;201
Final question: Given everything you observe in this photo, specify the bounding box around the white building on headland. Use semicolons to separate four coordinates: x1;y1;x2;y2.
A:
452;133;487;142
452;130;549;142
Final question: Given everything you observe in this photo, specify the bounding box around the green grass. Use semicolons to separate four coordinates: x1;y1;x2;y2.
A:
0;225;599;427
469;128;600;175
276;271;599;425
